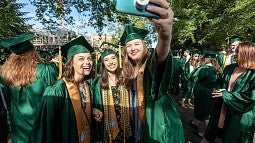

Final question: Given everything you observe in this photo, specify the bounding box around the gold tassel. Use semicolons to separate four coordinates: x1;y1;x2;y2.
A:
58;46;62;79
118;44;122;68
95;51;99;79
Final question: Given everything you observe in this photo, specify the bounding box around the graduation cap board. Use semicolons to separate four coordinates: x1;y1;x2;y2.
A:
120;24;149;46
225;35;245;43
0;33;35;54
99;42;119;60
38;50;50;59
60;36;93;60
202;50;218;58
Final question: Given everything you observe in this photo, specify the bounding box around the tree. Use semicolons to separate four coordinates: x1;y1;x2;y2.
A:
0;0;31;64
29;0;255;51
0;0;31;39
171;0;255;50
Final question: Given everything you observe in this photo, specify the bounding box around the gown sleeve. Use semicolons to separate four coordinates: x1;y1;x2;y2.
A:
93;78;104;142
144;51;185;143
30;79;78;143
36;62;59;86
222;65;255;115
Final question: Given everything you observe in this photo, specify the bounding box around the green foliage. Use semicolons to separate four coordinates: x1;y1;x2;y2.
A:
27;0;255;50
0;0;31;39
171;0;255;50
0;0;31;64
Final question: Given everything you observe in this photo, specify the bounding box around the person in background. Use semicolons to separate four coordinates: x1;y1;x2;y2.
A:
217;35;244;69
120;0;185;142
201;42;255;143
0;33;58;143
169;49;182;96
94;43;131;142
190;50;222;137
38;50;51;62
180;50;200;108
30;36;102;143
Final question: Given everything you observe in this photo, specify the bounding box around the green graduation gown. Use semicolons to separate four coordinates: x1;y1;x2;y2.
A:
30;77;95;143
204;63;255;143
0;77;11;143
137;52;185;143
217;54;235;69
190;65;218;121
169;57;182;95
9;62;58;143
181;59;193;99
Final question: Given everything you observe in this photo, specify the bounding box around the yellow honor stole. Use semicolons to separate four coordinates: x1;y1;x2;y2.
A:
137;62;146;123
102;86;131;142
64;78;91;143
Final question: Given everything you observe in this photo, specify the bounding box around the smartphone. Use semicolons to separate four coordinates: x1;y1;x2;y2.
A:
115;0;160;19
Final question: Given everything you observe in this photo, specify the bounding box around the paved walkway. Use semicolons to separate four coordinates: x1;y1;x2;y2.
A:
171;93;202;143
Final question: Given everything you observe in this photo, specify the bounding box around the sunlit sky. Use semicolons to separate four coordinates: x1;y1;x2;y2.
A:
18;0;100;36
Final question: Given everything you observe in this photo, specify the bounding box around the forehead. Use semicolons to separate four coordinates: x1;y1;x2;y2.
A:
103;54;117;59
126;39;143;45
73;53;92;58
230;41;240;45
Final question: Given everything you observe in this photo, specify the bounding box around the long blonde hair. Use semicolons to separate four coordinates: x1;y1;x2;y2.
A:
1;49;42;86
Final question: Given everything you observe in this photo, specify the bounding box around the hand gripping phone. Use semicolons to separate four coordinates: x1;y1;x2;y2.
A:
115;0;160;19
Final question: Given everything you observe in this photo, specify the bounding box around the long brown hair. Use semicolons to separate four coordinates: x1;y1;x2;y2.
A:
237;42;255;70
122;40;149;89
62;57;75;83
201;57;222;74
100;56;123;90
1;49;42;86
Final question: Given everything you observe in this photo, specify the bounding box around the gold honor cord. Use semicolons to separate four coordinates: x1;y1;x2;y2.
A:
58;46;63;79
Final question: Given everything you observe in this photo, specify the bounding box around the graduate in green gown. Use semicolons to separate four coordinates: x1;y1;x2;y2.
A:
180;50;200;108
217;35;244;69
201;42;255;143
30;36;103;143
169;50;182;96
120;2;184;142
94;43;131;142
0;77;11;143
0;33;58;143
190;50;222;137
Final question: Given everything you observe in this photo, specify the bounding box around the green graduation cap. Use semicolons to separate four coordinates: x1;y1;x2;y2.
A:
51;47;59;57
61;36;93;60
184;49;190;53
0;33;35;54
38;50;50;59
99;42;118;60
192;50;200;55
225;35;245;43
202;50;218;58
120;24;149;46
172;49;179;55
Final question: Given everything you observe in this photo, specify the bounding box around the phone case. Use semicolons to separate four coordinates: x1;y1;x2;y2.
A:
115;0;159;19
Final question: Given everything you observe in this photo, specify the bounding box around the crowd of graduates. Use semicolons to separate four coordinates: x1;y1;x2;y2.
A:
0;0;255;142
170;35;255;143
